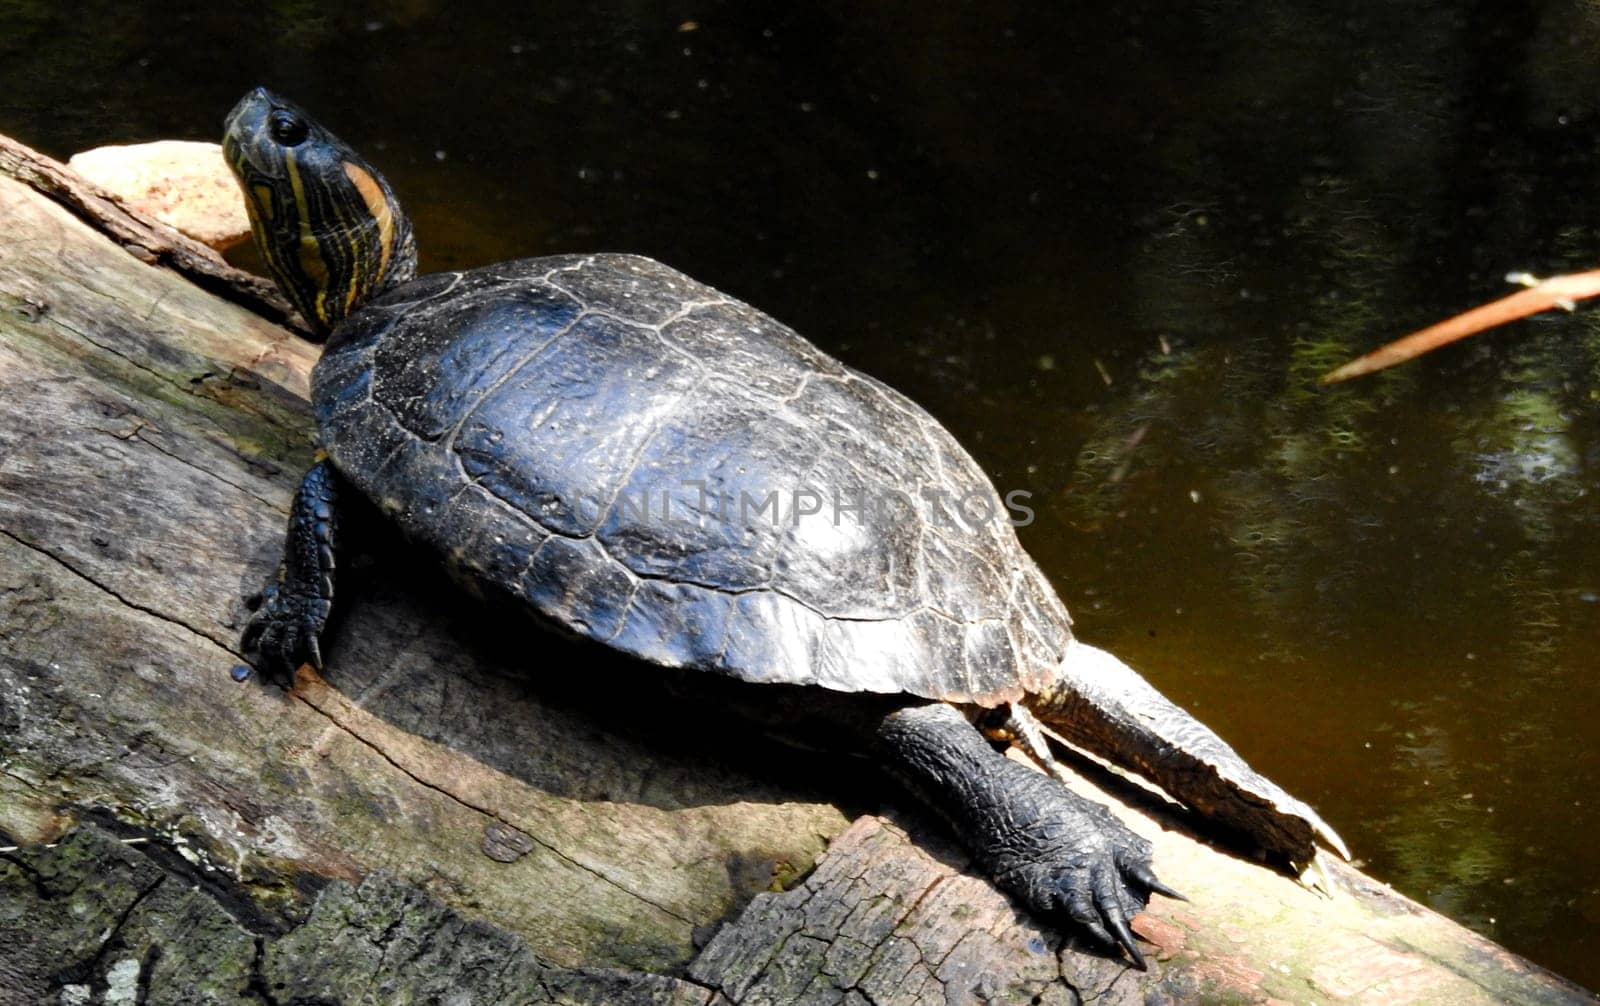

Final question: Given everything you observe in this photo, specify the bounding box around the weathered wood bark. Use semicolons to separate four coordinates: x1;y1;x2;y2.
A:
1;135;1593;1005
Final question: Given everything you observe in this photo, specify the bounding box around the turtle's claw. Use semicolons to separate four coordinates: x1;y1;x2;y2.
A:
1110;918;1146;971
241;583;328;684
240;595;270;651
1093;880;1144;970
1059;882;1115;948
1057;862;1147;970
1313;815;1351;862
1299;850;1338;898
1124;858;1186;902
999;822;1157;971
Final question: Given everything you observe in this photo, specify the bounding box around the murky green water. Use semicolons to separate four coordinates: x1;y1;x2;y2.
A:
5;0;1598;987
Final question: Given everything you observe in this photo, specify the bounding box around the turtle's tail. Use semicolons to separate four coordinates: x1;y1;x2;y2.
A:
1025;639;1348;870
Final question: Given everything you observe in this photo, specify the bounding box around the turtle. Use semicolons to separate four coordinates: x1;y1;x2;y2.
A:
230;86;1346;970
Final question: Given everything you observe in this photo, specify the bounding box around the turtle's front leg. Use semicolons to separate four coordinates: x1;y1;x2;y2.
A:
875;702;1180;970
243;459;342;681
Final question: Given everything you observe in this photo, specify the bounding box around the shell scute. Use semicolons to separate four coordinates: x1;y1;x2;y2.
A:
375;282;584;440
452;315;699;537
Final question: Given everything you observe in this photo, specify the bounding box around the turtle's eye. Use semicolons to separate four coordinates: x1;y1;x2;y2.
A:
269;110;309;146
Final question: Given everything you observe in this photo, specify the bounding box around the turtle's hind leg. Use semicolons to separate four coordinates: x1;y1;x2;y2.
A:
1027;640;1348;872
242;459;343;682
876;702;1181;970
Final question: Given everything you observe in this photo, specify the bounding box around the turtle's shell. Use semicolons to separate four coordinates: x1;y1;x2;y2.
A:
312;254;1071;705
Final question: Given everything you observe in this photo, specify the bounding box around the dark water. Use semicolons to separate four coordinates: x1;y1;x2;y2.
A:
5;0;1599;987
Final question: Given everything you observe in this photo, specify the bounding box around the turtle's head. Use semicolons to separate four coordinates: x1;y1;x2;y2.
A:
223;88;417;336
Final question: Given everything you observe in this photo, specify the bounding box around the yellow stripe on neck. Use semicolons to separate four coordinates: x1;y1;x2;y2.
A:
285;149;333;326
343;161;396;288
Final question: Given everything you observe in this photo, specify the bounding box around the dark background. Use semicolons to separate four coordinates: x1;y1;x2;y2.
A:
4;0;1598;986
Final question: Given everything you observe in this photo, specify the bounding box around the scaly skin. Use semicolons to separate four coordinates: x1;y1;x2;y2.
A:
243;460;341;680
876;702;1180;970
1031;641;1348;868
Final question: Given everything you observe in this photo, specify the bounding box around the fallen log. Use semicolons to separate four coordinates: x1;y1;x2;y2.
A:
0;133;1592;1005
